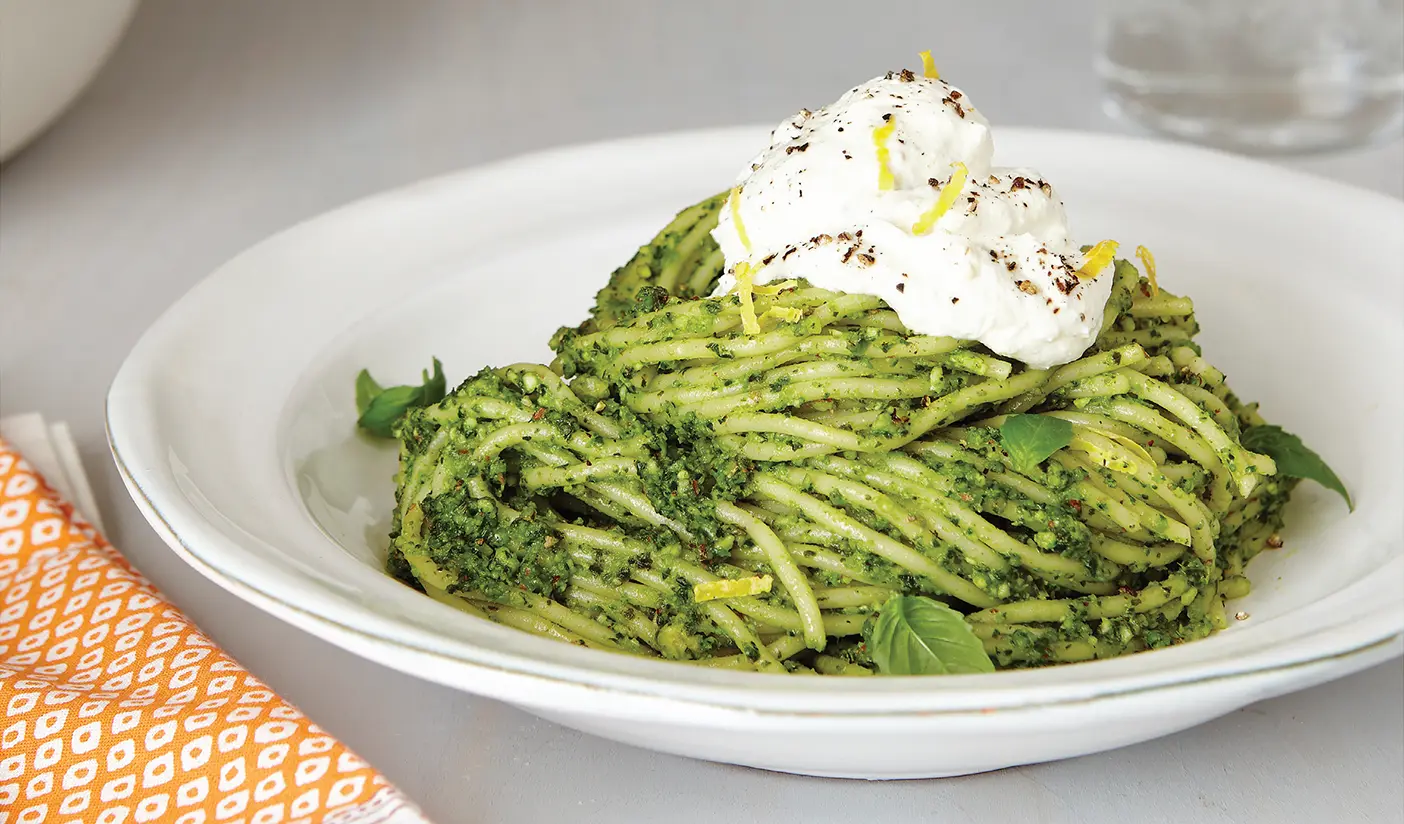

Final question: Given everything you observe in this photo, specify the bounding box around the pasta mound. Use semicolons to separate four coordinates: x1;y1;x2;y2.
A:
385;194;1294;673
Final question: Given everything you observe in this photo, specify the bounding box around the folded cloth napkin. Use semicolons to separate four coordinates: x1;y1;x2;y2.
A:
0;431;430;824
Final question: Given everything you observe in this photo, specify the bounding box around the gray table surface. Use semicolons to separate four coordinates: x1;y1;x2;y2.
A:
2;2;1401;822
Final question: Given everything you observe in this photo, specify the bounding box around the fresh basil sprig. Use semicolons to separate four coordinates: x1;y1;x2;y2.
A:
869;594;995;675
1241;424;1351;510
999;413;1074;474
355;357;446;438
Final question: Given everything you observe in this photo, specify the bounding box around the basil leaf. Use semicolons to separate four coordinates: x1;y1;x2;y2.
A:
354;369;384;416
421;357;446;406
1241;424;1351;510
355;357;446;439
870;594;995;676
999;413;1074;474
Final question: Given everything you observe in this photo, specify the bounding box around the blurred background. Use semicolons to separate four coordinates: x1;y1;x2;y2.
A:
1;2;1401;822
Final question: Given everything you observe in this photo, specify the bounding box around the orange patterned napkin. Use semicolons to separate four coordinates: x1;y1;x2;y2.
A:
0;438;431;824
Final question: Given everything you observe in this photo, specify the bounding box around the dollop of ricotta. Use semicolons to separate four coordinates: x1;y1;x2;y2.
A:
711;70;1114;370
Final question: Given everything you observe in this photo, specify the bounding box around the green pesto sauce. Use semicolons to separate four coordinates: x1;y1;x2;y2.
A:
384;193;1295;671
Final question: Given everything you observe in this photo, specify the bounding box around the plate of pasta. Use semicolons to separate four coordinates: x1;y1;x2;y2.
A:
108;62;1403;778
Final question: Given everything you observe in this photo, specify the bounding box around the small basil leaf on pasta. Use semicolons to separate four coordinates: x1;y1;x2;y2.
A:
1241;425;1351;510
356;357;446;439
999;414;1074;474
870;595;994;675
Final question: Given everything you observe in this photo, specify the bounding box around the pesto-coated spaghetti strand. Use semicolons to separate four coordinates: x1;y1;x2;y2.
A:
752;473;998;607
1123;371;1275;496
968;576;1190;624
717;501;827;651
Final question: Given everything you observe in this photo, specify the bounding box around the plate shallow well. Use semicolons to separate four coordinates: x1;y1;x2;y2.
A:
108;127;1404;778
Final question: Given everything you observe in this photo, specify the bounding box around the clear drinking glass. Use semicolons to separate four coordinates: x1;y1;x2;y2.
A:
1096;0;1404;154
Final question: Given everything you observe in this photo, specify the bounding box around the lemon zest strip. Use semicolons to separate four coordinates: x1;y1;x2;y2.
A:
729;186;752;253
1135;244;1159;296
912;162;969;235
873;119;897;191
751;279;798;296
919;50;940;80
1087;427;1159;469
694;575;774;603
1076;240;1119;280
733;261;761;335
762;306;803;323
1071;431;1153;476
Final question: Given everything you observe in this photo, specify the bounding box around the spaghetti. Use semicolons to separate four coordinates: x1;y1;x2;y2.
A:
382;193;1299;673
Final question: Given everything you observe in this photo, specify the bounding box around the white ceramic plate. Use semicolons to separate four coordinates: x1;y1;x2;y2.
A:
107;127;1404;779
